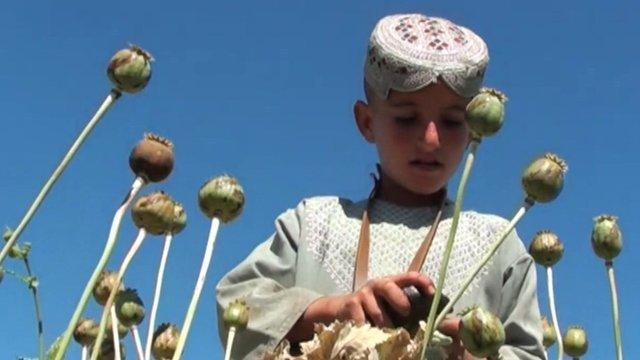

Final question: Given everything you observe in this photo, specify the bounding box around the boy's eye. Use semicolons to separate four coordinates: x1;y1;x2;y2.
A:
394;116;417;126
442;118;464;129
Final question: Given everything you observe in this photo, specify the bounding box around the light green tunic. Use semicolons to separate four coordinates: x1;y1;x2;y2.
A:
216;196;546;359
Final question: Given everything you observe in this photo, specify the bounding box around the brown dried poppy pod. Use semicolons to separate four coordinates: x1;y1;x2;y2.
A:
115;288;145;327
198;175;245;222
541;316;557;348
73;317;99;346
131;191;186;235
521;153;567;203
107;45;152;94
129;133;174;183
152;323;180;360
529;230;564;267
93;270;124;306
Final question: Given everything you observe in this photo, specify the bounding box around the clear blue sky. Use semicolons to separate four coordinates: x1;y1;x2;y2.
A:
0;1;638;359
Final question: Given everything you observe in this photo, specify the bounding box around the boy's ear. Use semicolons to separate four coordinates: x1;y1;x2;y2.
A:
353;100;375;143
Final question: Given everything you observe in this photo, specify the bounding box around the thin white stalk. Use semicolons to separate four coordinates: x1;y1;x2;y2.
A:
145;234;173;360
0;90;121;265
171;217;221;360
434;201;532;329
91;229;148;360
606;261;623;360
224;327;237;360
56;177;144;360
547;266;563;360
110;306;122;360
132;325;145;360
82;346;88;360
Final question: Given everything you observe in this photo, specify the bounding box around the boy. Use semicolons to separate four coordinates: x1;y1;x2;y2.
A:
216;13;545;359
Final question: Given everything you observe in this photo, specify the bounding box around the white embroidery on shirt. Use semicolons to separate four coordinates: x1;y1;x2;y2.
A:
305;197;506;297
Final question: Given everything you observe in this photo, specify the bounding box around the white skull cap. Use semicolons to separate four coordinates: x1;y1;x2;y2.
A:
365;14;489;99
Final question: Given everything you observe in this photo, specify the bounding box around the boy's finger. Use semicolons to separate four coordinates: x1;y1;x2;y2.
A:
437;316;461;337
360;290;392;327
391;271;435;297
372;279;411;317
340;296;367;325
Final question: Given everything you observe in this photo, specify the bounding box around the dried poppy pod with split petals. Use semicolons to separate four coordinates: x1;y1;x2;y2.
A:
541;316;557;348
521;153;567;203
115;288;145;327
107;45;152;94
458;307;505;358
465;87;507;139
73;318;99;347
529;230;564;267
132;191;185;235
198;175;245;222
93;270;124;306
129;133;174;183
591;214;623;261
152;323;180;360
223;299;250;330
563;326;588;358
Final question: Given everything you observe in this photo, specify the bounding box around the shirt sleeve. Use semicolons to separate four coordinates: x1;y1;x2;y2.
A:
497;250;546;360
215;200;324;360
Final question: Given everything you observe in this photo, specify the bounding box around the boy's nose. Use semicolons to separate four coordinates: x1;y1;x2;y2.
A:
421;121;440;151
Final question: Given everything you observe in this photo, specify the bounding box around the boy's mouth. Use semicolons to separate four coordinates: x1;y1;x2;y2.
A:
409;159;444;171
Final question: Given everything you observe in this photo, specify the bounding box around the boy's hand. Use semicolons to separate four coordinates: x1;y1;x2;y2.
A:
286;271;435;343
334;271;435;328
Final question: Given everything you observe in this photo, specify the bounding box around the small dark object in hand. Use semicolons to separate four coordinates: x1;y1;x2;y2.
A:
381;286;450;335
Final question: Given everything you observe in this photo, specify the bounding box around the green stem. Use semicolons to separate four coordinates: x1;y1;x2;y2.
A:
546;266;563;360
421;140;479;359
171;217;221;360
434;201;533;330
91;228;147;360
145;234;173;360
606;261;623;360
23;258;45;360
4;267;28;281
55;177;144;360
0;90;121;266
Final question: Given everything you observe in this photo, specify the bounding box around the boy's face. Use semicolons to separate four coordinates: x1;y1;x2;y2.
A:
354;81;470;198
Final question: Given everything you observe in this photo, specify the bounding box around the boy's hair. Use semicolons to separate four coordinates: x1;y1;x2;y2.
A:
364;14;489;100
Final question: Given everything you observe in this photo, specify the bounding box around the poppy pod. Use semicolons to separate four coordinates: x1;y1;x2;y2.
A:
529;230;564;267
465;87;507;139
129;133;174;183
591;214;622;261
521;153;567;203
107;45;152;94
198;175;245;222
152;323;180;360
458;307;505;358
93;270;123;306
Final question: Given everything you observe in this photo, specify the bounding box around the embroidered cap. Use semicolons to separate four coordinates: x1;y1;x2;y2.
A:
365;14;489;99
